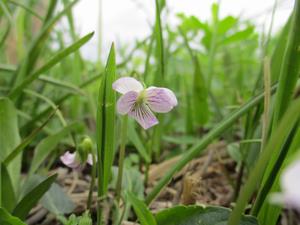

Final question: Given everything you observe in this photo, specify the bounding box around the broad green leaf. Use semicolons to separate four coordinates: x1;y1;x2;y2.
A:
128;122;151;163
96;44;116;196
0;97;21;193
155;205;258;225
41;182;75;215
0;164;16;212
0;207;26;225
29;123;81;174
177;14;208;33
218;16;238;34
9;32;94;99
220;26;255;45
13;173;57;220
127;192;157;225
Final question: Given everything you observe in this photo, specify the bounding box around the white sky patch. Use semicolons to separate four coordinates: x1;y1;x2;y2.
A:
72;0;293;61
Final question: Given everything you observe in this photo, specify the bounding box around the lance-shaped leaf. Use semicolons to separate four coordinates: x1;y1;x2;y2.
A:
96;44;116;196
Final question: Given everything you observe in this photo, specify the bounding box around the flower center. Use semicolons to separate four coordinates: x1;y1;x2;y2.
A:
136;89;147;105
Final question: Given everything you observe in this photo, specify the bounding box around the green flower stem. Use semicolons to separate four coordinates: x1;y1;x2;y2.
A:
145;84;277;205
87;150;97;210
115;116;128;202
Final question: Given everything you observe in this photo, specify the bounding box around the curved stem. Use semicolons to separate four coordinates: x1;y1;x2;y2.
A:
115;116;128;203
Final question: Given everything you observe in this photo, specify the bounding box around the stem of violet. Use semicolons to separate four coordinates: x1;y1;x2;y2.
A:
115;116;128;203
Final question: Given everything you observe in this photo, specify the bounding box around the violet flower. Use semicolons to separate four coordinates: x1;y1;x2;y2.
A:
112;77;178;129
60;151;93;169
271;159;300;211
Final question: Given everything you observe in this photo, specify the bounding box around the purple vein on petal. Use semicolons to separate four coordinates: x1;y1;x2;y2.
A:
128;103;159;129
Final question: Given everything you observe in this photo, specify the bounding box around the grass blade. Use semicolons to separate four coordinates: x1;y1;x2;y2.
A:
4;109;56;165
9;32;94;99
29;122;81;174
127;191;157;225
0;207;26;225
228;99;300;225
96;44;116;225
272;0;300;129
12;173;57;220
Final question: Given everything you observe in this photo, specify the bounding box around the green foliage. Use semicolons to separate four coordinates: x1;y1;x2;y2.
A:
59;211;92;225
0;164;16;212
29;122;81;174
0;97;21;192
127;192;157;225
96;44;116;196
1;0;299;224
0;208;26;225
13;173;57;220
155;205;258;225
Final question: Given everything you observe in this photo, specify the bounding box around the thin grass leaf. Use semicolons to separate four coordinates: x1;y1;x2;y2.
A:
0;64;16;73
0;97;21;193
128;122;151;163
0;207;26;225
29;122;81;174
4;109;56;165
96;44;116;196
151;0;166;160
24;89;68;126
12;0;78;88
96;44;116;225
127;191;157;225
20;74;102;133
179;27;209;125
9;32;94;99
38;75;85;95
272;0;300;130
0;0;13;24
12;173;57;220
0;163;16;212
228;99;300;225
7;0;43;20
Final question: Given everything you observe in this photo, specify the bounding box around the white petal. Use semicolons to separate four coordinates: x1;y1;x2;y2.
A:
60;151;80;169
146;87;178;113
87;154;93;166
112;77;143;94
128;103;159;129
281;160;300;200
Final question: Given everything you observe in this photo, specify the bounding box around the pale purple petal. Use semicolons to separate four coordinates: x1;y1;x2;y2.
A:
87;154;93;166
145;87;178;113
112;77;143;94
128;103;159;129
117;91;138;115
60;151;80;169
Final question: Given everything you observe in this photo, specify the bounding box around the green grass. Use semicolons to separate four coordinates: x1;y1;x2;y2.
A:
0;0;299;225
